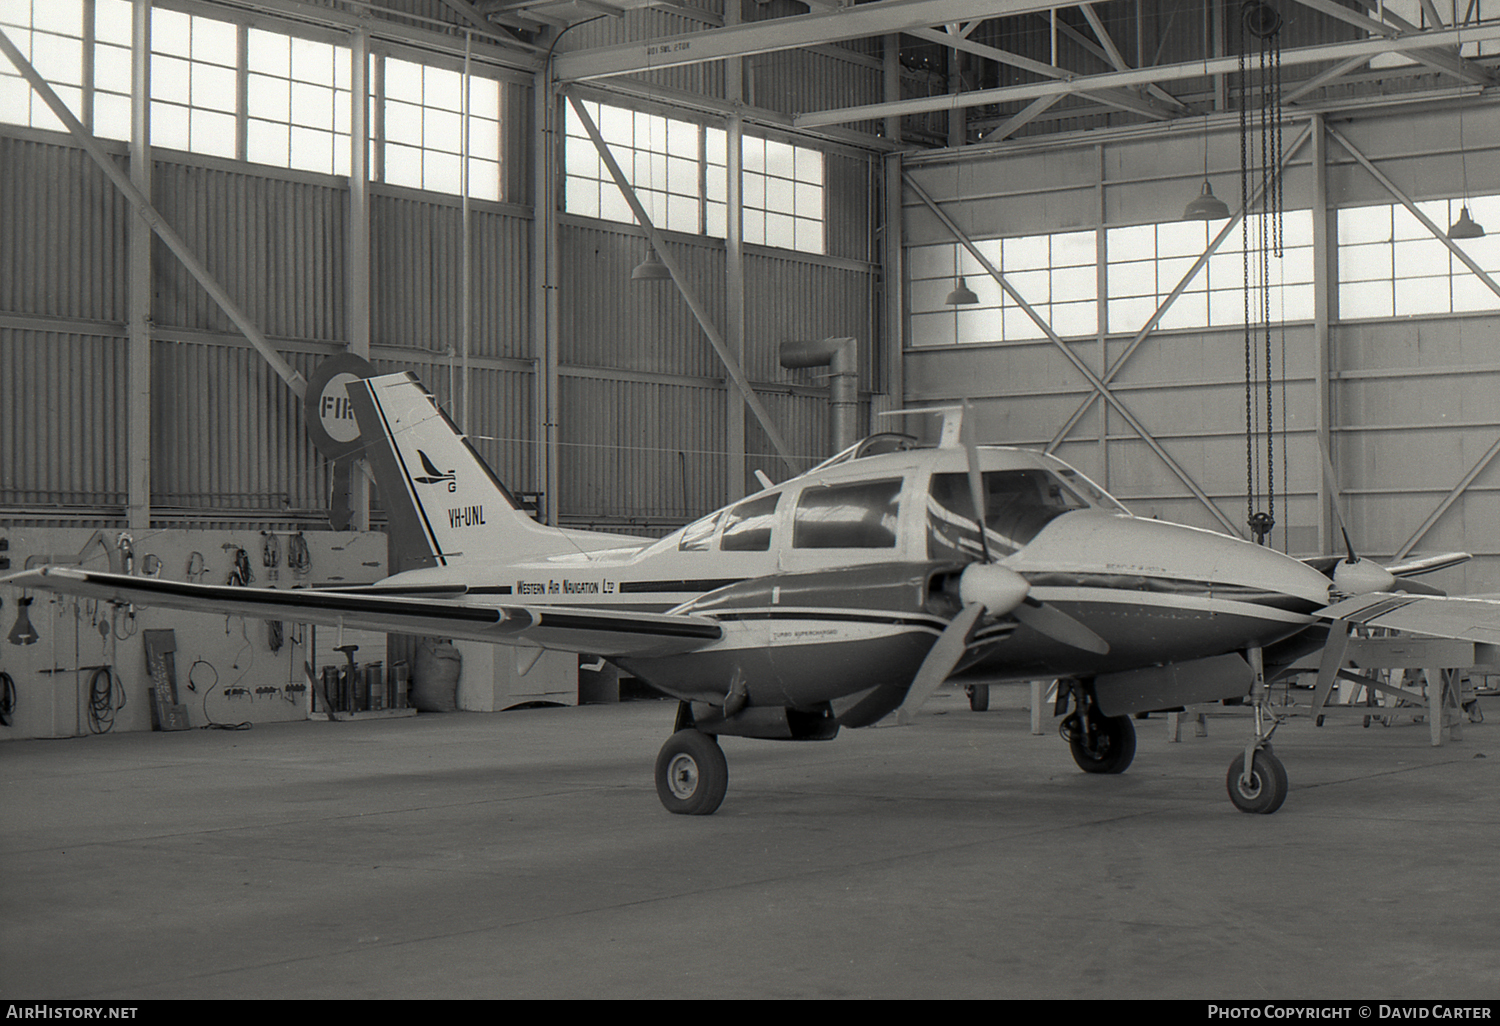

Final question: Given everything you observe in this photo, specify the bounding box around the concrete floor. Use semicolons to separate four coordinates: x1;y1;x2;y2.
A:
2;688;1498;1001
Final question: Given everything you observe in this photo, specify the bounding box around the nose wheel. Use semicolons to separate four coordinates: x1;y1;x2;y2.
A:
1227;746;1287;814
655;729;729;815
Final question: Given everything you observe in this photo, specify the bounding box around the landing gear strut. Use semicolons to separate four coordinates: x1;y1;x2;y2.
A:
1059;683;1136;774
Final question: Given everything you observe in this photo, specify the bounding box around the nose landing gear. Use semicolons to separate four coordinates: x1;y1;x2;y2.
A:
1229;645;1289;814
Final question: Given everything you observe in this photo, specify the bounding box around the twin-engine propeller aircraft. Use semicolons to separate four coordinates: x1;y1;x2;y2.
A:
6;372;1494;815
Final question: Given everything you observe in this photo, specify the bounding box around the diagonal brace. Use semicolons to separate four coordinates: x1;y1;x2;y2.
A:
1046;122;1315;454
566;94;800;474
904;172;1242;535
0;27;307;398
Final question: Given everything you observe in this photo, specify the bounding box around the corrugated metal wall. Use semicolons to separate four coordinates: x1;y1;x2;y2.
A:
0;137;128;322
555;214;880;513
371;191;532;358
0;14;883;533
1;327;128;509
150;343;325;514
151;162;348;342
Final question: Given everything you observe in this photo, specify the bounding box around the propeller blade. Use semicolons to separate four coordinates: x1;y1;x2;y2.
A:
1317;437;1397;597
1316;440;1358;563
960;398;991;564
895;602;985;726
1011;599;1110;655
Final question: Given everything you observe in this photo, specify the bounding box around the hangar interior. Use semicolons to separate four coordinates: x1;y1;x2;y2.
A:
1;0;1498;738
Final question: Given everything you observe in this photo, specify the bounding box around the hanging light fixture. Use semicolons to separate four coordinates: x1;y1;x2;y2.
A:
1184;180;1231;221
631;242;671;281
945;276;979;305
1448;101;1485;239
1184;39;1228;222
1449;206;1485;240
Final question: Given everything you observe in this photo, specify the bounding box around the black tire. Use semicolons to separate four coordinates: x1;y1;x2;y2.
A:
966;684;990;712
1069;714;1136;774
655;729;729;816
1226;748;1288;814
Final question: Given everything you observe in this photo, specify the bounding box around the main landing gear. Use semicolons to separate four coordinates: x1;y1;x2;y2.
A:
1058;683;1137;774
655;728;729;816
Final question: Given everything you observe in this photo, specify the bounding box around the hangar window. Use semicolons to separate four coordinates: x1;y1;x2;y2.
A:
148;8;241;160
91;0;131;142
720;494;780;552
792;479;902;549
0;1;90;136
245;29;353;176
707;129;825;254
908;231;1097;347
381;56;501;201
564;99;827;254
565;100;703;234
1337;196;1500;319
1106;213;1313;334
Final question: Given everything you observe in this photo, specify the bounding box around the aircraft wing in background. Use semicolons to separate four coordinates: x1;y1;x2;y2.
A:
1317;591;1500;646
2;568;723;658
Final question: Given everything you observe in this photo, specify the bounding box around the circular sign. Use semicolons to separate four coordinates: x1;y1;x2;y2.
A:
304;354;376;459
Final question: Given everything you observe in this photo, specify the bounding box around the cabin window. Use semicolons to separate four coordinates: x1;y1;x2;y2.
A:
719;494;779;552
677;512;721;552
792;479;903;549
927;470;1089;559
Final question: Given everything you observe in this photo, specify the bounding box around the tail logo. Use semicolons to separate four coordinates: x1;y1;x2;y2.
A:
414;450;457;492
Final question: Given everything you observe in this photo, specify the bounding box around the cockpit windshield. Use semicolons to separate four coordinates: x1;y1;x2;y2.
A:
927;468;1095;559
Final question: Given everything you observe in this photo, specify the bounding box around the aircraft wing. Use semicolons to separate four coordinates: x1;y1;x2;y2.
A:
1300;551;1471;578
2;567;723;658
1317;592;1500;646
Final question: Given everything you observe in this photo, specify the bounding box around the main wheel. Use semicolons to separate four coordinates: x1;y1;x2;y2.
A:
1226;748;1288;814
655;729;729;816
1069;714;1136;774
966;684;990;712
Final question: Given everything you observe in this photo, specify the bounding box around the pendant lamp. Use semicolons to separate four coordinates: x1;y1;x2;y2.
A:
1184;180;1231;221
945;277;979;305
631;243;671;281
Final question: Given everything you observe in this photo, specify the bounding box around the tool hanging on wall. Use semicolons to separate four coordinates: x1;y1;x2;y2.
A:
8;596;39;646
225;546;252;587
1239;0;1287;547
261;532;284;652
287;532;311;578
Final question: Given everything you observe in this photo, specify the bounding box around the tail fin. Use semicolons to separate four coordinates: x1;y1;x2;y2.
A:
348;372;586;571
